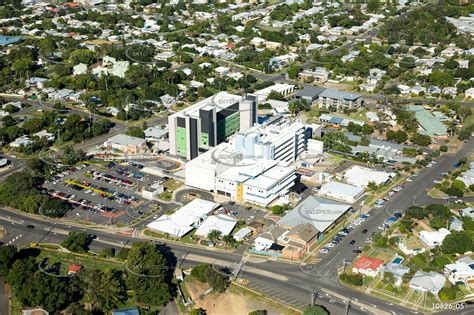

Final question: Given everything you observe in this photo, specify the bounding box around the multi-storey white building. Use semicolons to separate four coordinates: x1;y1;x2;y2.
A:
234;118;321;163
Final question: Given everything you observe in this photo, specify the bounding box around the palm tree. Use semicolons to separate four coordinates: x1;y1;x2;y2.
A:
207;230;222;243
223;235;235;248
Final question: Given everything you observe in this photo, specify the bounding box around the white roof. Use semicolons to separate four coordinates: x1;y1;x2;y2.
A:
106;134;146;147
343;165;394;188
195;214;237;237
320;181;364;199
445;260;474;277
419;228;451;247
146;199;220;238
233;227;252;241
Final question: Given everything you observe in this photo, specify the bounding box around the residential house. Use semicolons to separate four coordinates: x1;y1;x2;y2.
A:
33;130;55;141
9;135;33;148
352;256;384;277
444;256;474;286
409;271;446;294
419;228;451;248
465;87;474;99
384;262;410;287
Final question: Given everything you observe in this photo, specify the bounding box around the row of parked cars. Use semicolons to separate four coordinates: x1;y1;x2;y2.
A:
86;170;134;188
44;164;88;185
374;185;404;208
319;214;370;254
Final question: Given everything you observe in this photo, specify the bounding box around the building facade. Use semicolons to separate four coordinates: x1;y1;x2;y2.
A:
168;92;257;160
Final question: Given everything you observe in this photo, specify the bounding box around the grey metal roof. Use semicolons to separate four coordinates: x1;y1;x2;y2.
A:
409;271;446;293
294;86;325;99
277;195;351;233
319;88;361;101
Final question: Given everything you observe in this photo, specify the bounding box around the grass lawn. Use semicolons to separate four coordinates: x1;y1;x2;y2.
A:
159;190;172;201
366;248;396;262
162;179;183;192
37;248;124;274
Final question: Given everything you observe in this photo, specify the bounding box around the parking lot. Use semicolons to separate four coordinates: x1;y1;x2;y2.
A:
43;161;164;225
218;201;274;226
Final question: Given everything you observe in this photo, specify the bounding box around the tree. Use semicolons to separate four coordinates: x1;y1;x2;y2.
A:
303;305;329;315
126;241;172;306
411;133;431;146
367;181;378;192
439;286;461;301
405;206;428;220
0;245;17;277
340;273;363;286
367;0;381;13
191;264;209;283
80;269;127;312
60;145;85;165
126;126;145;138
287;64;302;79
271;205;284;215
440;145;448;152
249;310;267;315
204;266;230;293
61;232;91;253
207;230;222;242
442;231;473;255
451;180;466;192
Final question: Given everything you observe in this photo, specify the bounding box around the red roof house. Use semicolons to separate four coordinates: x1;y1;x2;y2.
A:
352;256;384;277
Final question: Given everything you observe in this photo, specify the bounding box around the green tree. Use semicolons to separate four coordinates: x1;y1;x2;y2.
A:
271;205;284;215
126;126;145;138
80;269;127;312
207;230;222;242
204;266;230;293
0;245;17;277
61;232;91;253
411;133;431;146
367;0;381;13
302;305;328;315
287;64;302;79
442;231;473;255
126;241;172;306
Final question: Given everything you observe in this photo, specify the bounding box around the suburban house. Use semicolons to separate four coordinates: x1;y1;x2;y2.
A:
409;271;446;295
352;256;384;277
444;256;474;286
419;228;451;248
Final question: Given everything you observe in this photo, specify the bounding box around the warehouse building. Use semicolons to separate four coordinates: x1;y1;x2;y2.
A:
277;195;351;235
319;181;364;203
168;92;257;160
342;165;395;188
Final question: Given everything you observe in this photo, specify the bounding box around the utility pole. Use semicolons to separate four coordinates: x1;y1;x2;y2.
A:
310;291;318;306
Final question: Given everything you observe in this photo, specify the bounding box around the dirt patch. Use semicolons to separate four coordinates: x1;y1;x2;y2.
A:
186;280;291;315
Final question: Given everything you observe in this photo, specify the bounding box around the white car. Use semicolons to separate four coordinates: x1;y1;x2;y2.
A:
319;248;329;254
326;243;335;248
